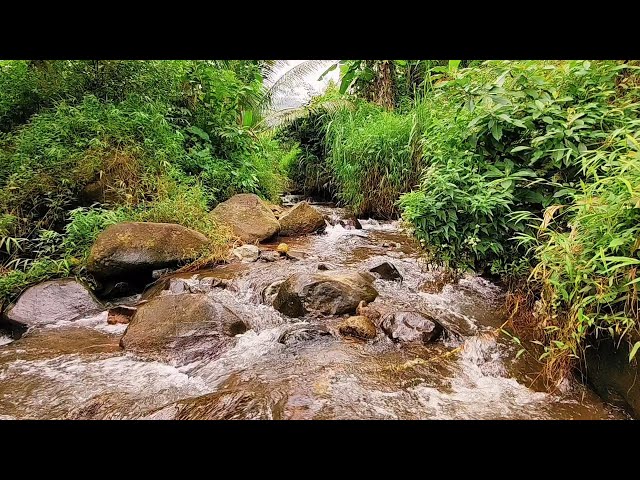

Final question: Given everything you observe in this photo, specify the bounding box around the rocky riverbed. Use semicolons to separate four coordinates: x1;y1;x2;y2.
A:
0;197;630;419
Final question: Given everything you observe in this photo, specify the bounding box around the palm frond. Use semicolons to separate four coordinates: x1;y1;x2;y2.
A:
263;60;338;110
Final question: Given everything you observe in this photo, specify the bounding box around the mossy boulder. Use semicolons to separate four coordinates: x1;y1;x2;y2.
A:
278;201;325;236
272;271;378;317
87;222;209;280
210;194;280;243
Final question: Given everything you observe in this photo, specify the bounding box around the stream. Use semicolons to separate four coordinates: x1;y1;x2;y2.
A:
0;202;630;419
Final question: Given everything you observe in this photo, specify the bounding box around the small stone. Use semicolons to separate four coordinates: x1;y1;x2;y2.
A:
233;244;260;262
317;263;330;271
152;268;172;280
107;305;137;325
277;243;289;255
338;316;377;340
259;251;281;262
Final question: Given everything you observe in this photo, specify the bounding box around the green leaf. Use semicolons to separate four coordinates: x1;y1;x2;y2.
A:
448;60;461;72
608;238;625;249
491;123;503;141
542;116;554;124
186;126;210;141
516;349;526;359
629;341;640;362
510;146;531;153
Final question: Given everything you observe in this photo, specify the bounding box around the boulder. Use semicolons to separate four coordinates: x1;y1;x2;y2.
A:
278;201;325;236
120;293;249;363
3;279;103;328
369;262;403;282
210;194;279;243
272;271;378;317
338;316;377;340
233;244;260;263
380;310;443;344
87;222;209;280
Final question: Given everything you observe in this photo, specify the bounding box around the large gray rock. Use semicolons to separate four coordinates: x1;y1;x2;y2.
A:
278;201;325;236
87;222;209;279
584;334;640;418
3;279;103;328
380;310;443;344
272;271;378;317
120;293;249;363
210;194;280;243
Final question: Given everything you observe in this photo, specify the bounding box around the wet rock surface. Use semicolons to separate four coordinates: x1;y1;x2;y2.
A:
380;310;444;344
338;316;377;340
369;261;403;282
120;293;248;363
272;271;378;317
233;245;260;262
278;201;326;236
3;279;103;329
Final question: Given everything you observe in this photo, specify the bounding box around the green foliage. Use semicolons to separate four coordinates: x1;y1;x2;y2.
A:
62;206;127;259
326;101;423;217
0;60;292;305
0;258;72;306
400;60;629;272
527;123;640;379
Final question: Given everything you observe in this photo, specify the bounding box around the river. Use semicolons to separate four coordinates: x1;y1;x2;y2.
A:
0;203;629;419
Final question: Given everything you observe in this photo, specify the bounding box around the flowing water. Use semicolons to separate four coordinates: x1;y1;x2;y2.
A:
0;205;630;419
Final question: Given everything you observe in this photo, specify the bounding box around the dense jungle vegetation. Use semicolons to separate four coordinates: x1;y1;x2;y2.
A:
1;59;639;386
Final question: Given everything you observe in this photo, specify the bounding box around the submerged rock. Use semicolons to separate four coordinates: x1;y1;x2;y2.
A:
278;201;326;236
87;222;209;280
380;310;443;344
258;251;281;262
338;316;377;340
3;279;103;329
120;293;248;363
278;323;331;345
210;193;280;243
272;271;378;317
369;262;403;282
233;244;260;263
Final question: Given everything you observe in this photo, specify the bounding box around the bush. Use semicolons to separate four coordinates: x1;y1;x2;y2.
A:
0;60;290;305
324;101;423;217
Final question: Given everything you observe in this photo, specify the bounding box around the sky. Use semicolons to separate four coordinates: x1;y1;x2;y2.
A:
266;60;340;111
